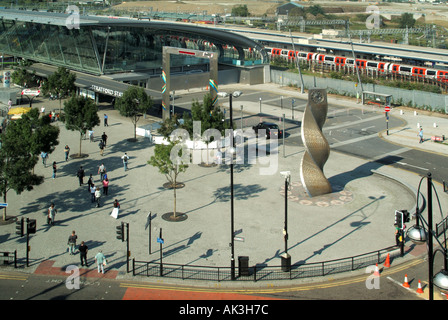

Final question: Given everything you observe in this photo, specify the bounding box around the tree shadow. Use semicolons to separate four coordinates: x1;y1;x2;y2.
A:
18;181;132;228
183;183;266;215
106;137;153;156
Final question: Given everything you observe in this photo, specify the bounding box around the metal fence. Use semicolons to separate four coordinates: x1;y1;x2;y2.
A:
132;245;399;282
0;250;17;268
271;69;448;112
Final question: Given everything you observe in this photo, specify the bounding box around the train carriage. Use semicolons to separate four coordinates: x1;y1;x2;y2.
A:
265;46;446;83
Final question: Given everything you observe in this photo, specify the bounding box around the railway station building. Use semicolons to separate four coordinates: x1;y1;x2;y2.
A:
0;9;269;101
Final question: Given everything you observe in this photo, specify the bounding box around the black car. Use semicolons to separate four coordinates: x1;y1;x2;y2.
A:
252;122;282;139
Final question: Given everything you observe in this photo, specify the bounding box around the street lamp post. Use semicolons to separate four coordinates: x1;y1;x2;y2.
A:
229;93;235;280
406;172;448;299
224;91;242;280
280;171;291;272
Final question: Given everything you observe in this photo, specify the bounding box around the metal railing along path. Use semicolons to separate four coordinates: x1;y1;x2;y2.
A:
132;245;400;282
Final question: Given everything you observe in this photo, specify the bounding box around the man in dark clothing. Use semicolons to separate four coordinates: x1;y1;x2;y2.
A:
87;174;94;192
79;241;88;266
99;140;105;156
77;166;85;186
101;132;108;147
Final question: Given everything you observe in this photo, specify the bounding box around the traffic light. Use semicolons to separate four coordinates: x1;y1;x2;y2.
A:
27;219;36;234
116;222;124;242
394;210;403;229
15;218;24;237
402;210;410;223
395;210;410;230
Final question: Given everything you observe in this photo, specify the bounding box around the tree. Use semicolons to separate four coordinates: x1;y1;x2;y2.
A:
157;113;183;139
307;5;326;17
11;67;36;88
398;13;415;29
41;67;76;114
182;93;230;136
114;86;153;141
182;93;230;164
22;108;60;158
148;141;189;220
0;115;45;221
63;95;100;157
231;4;250;17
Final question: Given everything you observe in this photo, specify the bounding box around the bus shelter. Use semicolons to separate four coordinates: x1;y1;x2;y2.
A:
362;91;392;108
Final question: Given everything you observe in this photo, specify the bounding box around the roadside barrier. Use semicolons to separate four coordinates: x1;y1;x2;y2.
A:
132;245;399;282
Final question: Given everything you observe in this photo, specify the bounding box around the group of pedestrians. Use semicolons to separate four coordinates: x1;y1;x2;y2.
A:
66;230;108;273
86;166;108;208
42;112;131;275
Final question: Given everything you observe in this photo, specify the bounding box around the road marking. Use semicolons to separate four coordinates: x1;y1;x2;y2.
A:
330;133;377;148
387;276;415;293
397;162;429;171
0;274;28;281
324;114;385;131
120;259;425;296
371;147;410;161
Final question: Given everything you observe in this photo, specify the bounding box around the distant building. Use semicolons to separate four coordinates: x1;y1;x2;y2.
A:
276;2;305;16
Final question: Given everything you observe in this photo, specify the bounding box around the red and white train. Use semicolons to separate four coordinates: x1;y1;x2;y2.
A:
266;47;448;83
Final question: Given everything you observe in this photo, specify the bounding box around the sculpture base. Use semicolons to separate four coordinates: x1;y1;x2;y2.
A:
280;181;353;207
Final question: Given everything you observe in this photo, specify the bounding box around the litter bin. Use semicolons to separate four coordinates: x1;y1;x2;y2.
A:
238;256;249;276
281;253;291;272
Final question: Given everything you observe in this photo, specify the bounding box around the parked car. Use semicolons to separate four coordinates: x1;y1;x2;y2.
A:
252;122;282;139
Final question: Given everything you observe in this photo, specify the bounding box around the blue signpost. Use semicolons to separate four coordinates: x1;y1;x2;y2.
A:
158;228;164;276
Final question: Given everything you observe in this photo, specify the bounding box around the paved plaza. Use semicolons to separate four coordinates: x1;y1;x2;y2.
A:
0;82;447;285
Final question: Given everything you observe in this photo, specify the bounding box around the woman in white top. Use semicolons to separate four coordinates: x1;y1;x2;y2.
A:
47;203;57;225
95;187;101;208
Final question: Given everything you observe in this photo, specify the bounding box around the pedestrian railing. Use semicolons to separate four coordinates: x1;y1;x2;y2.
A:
0;250;17;268
132;245;399;282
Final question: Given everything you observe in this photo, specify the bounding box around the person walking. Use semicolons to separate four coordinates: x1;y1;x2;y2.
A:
64;145;70;161
79;241;88;267
67;231;77;255
95;250;107;274
104;114;108;127
41;151;48;167
121;153;129;171
95;187;102;208
102;178;109;196
87;174;94;192
98;163;106;181
47;203;57;226
89;130;94;142
101;132;108;147
52;161;57;179
77;166;85;186
90;183;96;203
418;127;424;143
111;199;120;219
99;140;105;156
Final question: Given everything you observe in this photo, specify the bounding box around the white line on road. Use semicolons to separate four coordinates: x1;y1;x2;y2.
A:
371;147;409;161
330;133;378;148
396;162;429;171
362;126;376;131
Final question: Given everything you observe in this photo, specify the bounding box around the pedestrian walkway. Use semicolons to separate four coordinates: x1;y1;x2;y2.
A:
0;83;446;291
34;260;119;280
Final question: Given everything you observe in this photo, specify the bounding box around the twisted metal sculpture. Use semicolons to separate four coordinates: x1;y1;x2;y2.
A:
300;88;332;197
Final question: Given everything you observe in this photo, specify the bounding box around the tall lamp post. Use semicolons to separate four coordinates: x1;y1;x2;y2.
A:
225;91;242;280
280;171;291;271
406;172;448;300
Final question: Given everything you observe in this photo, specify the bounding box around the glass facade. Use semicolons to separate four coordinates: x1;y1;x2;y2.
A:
0;19;264;75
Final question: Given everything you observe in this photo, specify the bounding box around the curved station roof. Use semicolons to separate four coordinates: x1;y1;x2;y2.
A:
0;9;267;75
